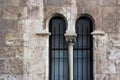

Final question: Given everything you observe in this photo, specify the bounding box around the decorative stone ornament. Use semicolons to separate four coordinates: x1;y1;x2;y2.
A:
64;33;77;80
91;30;106;48
64;33;77;44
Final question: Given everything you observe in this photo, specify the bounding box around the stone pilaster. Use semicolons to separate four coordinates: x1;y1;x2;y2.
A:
91;30;106;80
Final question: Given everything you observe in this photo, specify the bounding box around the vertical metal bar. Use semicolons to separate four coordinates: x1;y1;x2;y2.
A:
49;20;52;80
58;23;60;80
67;50;69;80
63;36;64;80
90;22;93;80
54;20;56;80
77;22;79;80
86;25;89;80
82;24;83;80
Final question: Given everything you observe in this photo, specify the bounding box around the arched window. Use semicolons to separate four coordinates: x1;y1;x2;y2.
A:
49;17;68;80
74;16;93;80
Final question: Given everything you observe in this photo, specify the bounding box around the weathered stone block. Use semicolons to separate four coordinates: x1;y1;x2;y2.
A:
20;0;28;7
0;47;15;58
102;7;116;20
0;8;1;19
5;33;23;47
96;74;119;80
0;60;5;73
24;20;42;34
0;20;14;32
25;0;43;6
96;74;109;80
96;60;102;73
0;33;23;47
5;59;23;74
108;33;120;47
116;62;120;74
0;74;23;80
96;47;107;61
102;0;117;6
101;61;117;74
0;33;6;47
5;0;20;6
0;0;5;7
116;0;120;6
102;20;119;33
116;7;120;20
107;47;120;61
27;6;40;19
109;75;119;80
15;47;24;59
0;47;23;59
1;7;27;19
0;20;24;33
46;0;67;6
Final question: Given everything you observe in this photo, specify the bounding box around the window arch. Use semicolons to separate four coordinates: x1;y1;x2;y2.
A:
49;16;68;80
74;16;93;80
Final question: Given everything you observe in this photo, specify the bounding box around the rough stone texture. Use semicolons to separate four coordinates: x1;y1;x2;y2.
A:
0;74;23;80
0;0;120;80
6;0;20;6
102;20;119;33
102;7;116;20
96;74;119;80
27;6;40;19
1;7;27;19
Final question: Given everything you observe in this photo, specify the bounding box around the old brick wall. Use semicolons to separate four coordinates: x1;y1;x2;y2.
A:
0;0;120;80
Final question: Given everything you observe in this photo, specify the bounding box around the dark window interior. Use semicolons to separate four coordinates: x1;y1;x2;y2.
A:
74;17;93;80
49;17;68;80
49;16;93;80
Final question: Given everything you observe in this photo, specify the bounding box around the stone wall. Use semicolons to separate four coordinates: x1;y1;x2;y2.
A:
0;0;25;80
0;0;120;80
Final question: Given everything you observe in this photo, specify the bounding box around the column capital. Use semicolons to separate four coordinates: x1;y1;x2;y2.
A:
64;33;77;45
91;30;106;48
91;30;106;39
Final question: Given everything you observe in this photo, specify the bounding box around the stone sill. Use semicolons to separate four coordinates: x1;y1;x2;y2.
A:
36;32;51;36
91;30;105;36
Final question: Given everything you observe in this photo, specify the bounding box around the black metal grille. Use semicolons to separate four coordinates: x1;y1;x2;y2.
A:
49;17;68;80
74;17;93;80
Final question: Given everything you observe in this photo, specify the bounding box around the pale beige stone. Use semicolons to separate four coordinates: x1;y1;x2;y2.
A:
0;0;5;7
102;0;117;6
0;60;5;73
5;59;23;74
0;74;23;80
102;20;119;33
6;0;20;6
109;75;119;80
27;6;40;19
102;7;116;20
5;33;23;46
96;74;109;80
0;0;120;80
1;7;27;19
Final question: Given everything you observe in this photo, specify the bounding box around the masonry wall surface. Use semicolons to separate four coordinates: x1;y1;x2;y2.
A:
0;0;120;80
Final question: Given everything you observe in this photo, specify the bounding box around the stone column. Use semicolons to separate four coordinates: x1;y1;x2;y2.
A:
65;34;77;80
91;30;106;80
